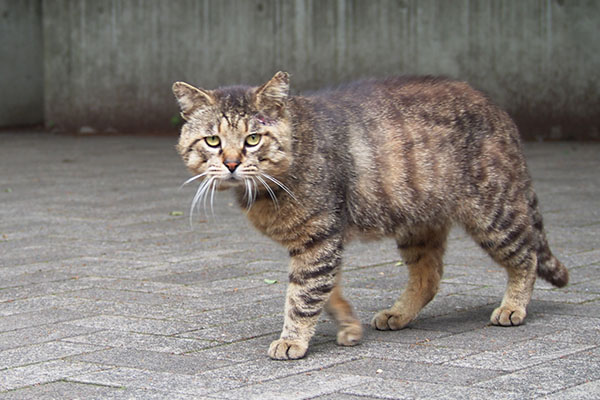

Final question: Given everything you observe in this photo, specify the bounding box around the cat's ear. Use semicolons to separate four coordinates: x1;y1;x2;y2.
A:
172;82;214;121
254;71;290;116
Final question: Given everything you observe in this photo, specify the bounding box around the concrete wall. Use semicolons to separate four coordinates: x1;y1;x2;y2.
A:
0;0;43;127
6;0;600;139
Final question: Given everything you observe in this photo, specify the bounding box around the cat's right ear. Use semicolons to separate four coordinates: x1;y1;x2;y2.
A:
254;71;290;116
172;82;214;121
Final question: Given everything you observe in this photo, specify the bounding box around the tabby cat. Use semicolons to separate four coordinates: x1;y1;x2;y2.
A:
172;72;568;360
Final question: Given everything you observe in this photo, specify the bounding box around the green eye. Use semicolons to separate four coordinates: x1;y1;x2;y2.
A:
205;135;220;147
245;134;261;147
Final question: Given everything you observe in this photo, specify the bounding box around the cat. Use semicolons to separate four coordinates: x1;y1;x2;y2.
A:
172;71;568;360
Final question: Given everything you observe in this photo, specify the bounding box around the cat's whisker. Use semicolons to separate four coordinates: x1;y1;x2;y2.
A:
260;173;297;201
243;178;250;209
209;179;218;217
246;178;254;210
241;174;259;210
247;179;251;207
256;175;279;210
202;178;214;216
189;176;214;226
179;172;208;190
251;177;258;205
189;178;205;225
190;178;209;213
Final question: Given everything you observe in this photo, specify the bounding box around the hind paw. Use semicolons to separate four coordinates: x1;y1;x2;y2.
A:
491;306;526;326
336;321;363;346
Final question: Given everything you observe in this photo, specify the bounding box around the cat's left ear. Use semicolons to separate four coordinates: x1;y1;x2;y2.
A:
255;71;290;116
172;81;214;121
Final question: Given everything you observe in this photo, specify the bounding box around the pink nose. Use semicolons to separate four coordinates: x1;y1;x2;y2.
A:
224;159;240;172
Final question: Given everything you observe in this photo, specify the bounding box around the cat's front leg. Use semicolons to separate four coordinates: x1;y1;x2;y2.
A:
269;238;342;360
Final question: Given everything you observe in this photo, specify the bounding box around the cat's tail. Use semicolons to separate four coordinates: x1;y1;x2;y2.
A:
529;192;569;287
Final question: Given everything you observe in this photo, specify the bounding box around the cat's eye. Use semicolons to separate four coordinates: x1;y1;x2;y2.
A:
245;134;261;147
205;135;221;147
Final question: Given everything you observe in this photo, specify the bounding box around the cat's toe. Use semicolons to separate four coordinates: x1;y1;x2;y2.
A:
490;306;526;326
371;310;412;331
336;322;363;346
268;338;308;360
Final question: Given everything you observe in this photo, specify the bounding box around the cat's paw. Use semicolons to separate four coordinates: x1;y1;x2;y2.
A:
490;305;526;326
268;338;308;360
336;321;363;346
371;310;413;330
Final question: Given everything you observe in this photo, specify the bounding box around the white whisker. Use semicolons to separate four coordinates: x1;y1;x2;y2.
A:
202;179;212;215
209;179;217;217
191;178;210;212
260;173;297;201
244;179;252;209
256;175;279;210
179;172;208;190
251;177;258;204
189;176;214;226
245;179;253;210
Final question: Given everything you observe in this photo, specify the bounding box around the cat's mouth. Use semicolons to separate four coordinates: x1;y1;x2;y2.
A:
203;171;244;183
218;174;243;187
225;173;242;182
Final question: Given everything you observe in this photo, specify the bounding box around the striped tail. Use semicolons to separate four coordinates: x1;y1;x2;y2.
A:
529;192;569;287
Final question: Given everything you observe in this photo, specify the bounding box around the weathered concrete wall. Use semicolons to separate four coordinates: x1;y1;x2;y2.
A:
0;0;43;127
36;0;600;138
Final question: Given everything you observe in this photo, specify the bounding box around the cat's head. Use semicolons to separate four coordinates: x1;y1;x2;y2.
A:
172;72;293;198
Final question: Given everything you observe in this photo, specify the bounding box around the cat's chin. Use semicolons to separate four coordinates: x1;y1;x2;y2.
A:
215;179;242;191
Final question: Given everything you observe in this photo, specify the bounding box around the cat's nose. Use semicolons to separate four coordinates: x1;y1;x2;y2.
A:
224;159;241;172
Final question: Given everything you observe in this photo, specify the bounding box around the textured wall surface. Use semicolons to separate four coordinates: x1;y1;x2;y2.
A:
0;0;43;127
13;1;600;138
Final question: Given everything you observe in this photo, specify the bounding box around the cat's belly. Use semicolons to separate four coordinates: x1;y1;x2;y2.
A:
346;225;391;242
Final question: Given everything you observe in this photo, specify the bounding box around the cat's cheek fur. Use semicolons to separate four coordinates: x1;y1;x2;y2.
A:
186;152;205;170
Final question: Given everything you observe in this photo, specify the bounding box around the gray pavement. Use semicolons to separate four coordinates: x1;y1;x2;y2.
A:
0;131;599;399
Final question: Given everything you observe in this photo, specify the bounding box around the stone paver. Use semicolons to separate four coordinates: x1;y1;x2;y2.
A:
1;132;599;398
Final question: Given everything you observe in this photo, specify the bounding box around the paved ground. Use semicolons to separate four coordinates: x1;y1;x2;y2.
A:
0;130;599;399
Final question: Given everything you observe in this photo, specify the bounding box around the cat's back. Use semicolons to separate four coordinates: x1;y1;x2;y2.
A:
306;75;487;109
293;75;520;172
295;75;517;146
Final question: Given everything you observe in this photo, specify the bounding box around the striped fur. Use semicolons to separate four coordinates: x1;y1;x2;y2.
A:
173;72;568;360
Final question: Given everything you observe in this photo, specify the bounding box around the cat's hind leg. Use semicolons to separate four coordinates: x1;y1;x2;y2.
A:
489;259;536;326
372;225;448;330
465;191;540;326
325;274;363;346
482;231;539;326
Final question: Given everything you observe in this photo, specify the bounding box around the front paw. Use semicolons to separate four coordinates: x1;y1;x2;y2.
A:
268;338;308;360
371;309;413;331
